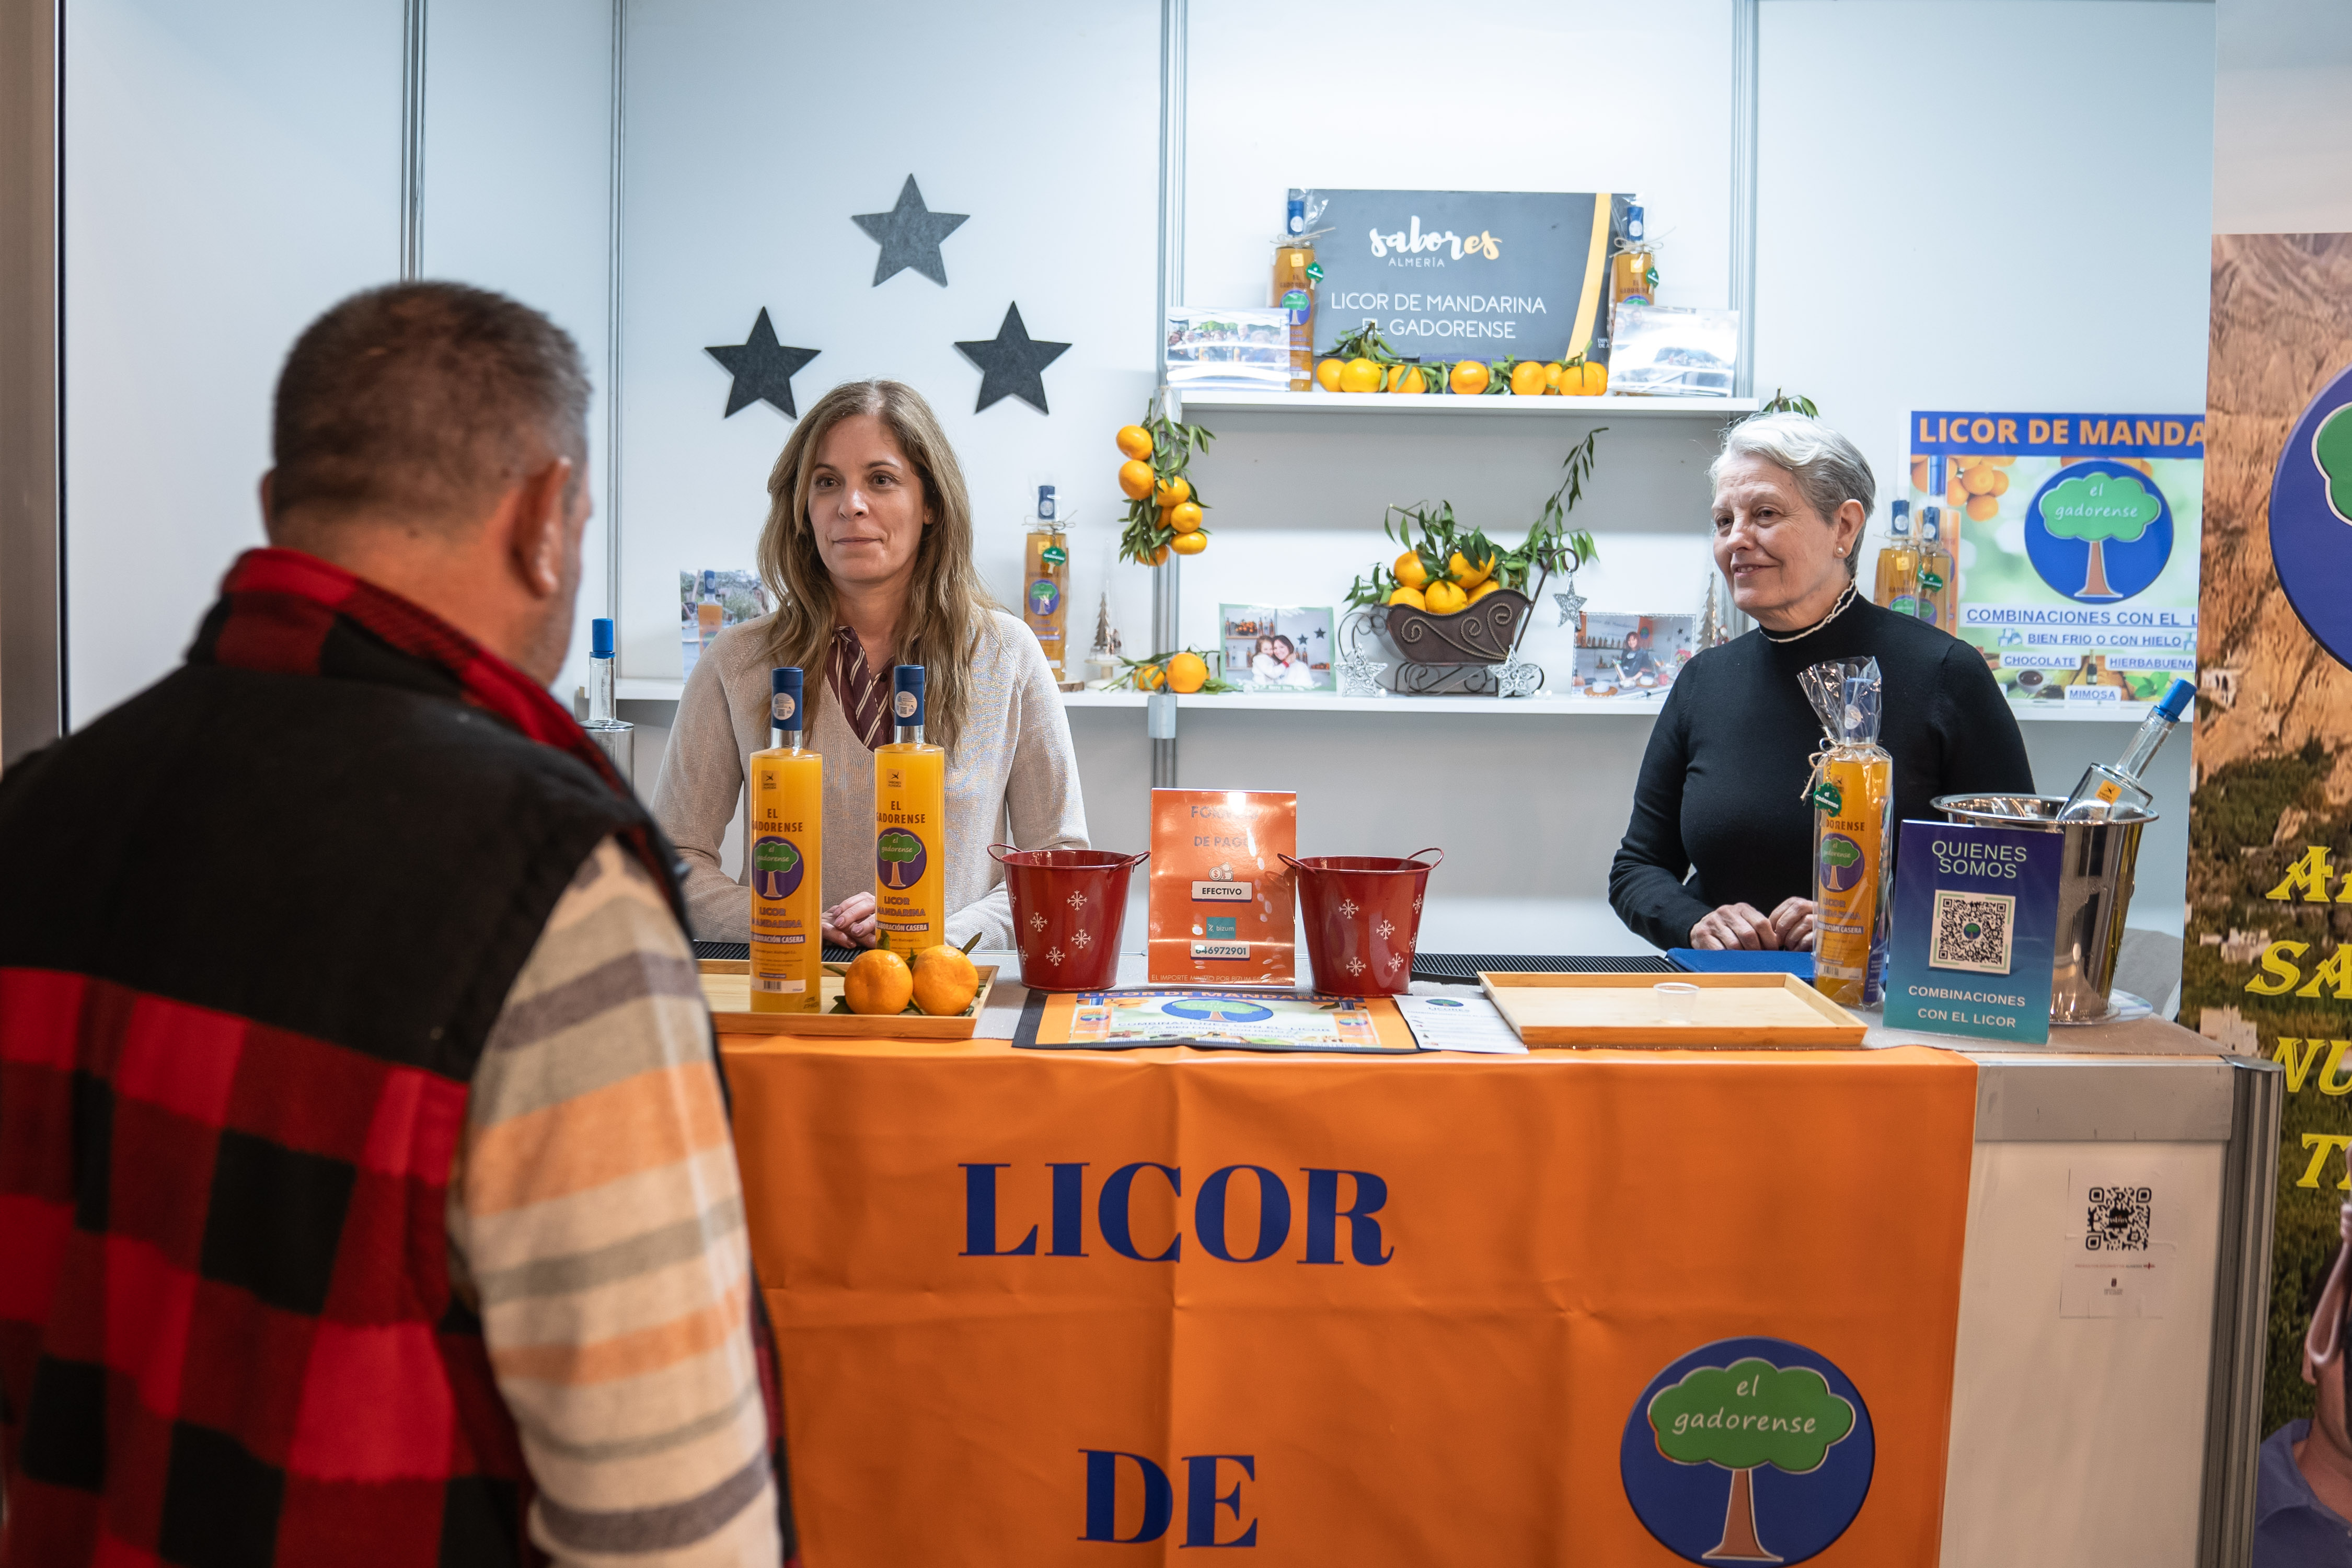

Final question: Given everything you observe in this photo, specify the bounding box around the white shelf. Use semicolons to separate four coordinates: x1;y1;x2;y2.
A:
1174;389;1757;419
1060;688;1669;716
618;678;2155;723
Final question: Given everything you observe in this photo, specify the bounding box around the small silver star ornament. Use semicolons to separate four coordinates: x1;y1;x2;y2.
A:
1487;652;1543;698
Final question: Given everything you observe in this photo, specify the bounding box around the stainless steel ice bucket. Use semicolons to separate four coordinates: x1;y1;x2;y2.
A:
1931;793;2155;1025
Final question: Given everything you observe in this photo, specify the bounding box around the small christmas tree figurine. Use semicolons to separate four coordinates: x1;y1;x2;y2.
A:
1086;593;1123;684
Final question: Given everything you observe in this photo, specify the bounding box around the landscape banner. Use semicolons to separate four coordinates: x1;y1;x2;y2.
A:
2185;233;2352;1455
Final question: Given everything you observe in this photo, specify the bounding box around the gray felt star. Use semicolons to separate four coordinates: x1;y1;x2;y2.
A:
705;308;820;419
852;175;969;287
955;304;1070;414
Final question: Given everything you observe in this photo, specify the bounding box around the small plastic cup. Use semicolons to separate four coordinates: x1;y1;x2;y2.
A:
1655;982;1701;1023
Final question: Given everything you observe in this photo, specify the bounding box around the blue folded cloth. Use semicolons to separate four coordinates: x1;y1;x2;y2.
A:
1667;948;1815;981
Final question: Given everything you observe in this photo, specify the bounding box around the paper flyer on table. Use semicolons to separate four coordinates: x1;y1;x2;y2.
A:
1396;993;1528;1054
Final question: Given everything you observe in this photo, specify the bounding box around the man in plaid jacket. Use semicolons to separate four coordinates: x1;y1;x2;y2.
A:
0;283;791;1566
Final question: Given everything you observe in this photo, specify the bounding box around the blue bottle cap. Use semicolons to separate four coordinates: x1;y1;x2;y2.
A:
892;664;926;729
771;666;803;731
1625;203;1645;242
2157;677;2196;722
591;617;614;659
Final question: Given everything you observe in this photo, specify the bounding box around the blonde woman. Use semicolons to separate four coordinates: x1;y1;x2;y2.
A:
651;379;1087;947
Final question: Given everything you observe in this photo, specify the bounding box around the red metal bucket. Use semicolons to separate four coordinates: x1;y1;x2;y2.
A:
1279;849;1443;996
990;845;1149;991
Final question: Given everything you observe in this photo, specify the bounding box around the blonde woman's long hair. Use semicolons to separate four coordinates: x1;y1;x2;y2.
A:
755;380;998;755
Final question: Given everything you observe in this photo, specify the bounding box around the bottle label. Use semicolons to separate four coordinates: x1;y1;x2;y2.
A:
1889;594;1919;617
1810;779;1844;814
1918;569;1945;593
1028;579;1061;616
2095;779;2123;804
877;826;929;887
1817;833;1864;891
771;693;796;725
750;836;805;900
894;690;918;720
1041;545;1067;567
1305;261;1324;283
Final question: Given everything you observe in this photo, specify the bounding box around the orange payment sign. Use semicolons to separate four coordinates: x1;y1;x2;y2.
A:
723;1039;1976;1565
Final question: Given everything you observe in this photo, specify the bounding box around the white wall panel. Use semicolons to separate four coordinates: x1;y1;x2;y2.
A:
614;0;1163;689
1941;1139;2222;1567
2213;0;2352;234
63;0;402;727
421;2;617;707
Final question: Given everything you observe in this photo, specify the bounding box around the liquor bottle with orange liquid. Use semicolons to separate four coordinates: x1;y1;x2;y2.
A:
1872;500;1919;616
1915;508;1957;631
1272;192;1318;391
1023;484;1070;684
874;665;947;958
747;667;822;1012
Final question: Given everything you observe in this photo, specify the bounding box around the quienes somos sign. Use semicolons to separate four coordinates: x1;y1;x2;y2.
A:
724;1042;1978;1564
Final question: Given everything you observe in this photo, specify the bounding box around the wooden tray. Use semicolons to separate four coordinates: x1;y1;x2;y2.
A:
700;958;998;1039
1478;971;1867;1048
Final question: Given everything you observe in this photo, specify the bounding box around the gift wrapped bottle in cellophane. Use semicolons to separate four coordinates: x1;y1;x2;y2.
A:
1801;658;1893;1006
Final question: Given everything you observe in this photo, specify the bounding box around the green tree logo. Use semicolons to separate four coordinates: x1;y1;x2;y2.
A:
2316;404;2352;524
753;839;799;877
1646;1358;1857;1562
2037;473;2162;599
877;828;924;889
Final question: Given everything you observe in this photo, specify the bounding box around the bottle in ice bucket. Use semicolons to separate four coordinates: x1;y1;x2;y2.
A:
875;664;947;958
1804;659;1894;1007
748;667;822;1013
2058;678;2195;821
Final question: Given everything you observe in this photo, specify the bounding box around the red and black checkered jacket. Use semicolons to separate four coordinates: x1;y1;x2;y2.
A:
0;550;786;1566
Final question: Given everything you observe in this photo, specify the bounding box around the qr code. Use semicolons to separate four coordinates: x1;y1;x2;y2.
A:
2085;1185;2153;1251
1929;889;2016;975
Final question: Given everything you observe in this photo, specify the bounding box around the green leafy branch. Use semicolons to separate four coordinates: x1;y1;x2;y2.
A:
1117;389;1217;566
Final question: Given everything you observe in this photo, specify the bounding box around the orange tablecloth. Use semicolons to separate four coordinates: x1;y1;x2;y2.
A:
722;1036;1977;1567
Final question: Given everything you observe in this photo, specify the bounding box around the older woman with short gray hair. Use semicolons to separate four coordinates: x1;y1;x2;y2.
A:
1607;413;2032;955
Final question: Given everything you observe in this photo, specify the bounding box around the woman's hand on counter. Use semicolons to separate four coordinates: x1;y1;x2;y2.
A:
1768;897;1817;952
1689;903;1782;950
823;892;880;949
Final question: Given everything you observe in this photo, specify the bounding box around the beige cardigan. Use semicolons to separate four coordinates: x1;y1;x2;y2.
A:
649;610;1089;947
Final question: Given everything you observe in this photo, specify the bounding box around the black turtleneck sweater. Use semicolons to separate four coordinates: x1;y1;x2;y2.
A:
1608;597;2035;951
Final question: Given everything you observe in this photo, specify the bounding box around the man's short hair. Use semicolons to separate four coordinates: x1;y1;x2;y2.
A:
269;281;590;529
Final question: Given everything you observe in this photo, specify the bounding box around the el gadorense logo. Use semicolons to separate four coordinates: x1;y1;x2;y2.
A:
2271;361;2352;670
1620;1336;1874;1565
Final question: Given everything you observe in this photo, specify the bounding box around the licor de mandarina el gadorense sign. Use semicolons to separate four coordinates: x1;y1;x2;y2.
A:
1308;189;1627;366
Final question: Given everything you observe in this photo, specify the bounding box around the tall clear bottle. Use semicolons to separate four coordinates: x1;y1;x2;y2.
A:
748;667;823;1012
583;617;634;784
874;665;948;958
1872;501;1920;616
2058;678;2196;821
1915;508;1957;631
